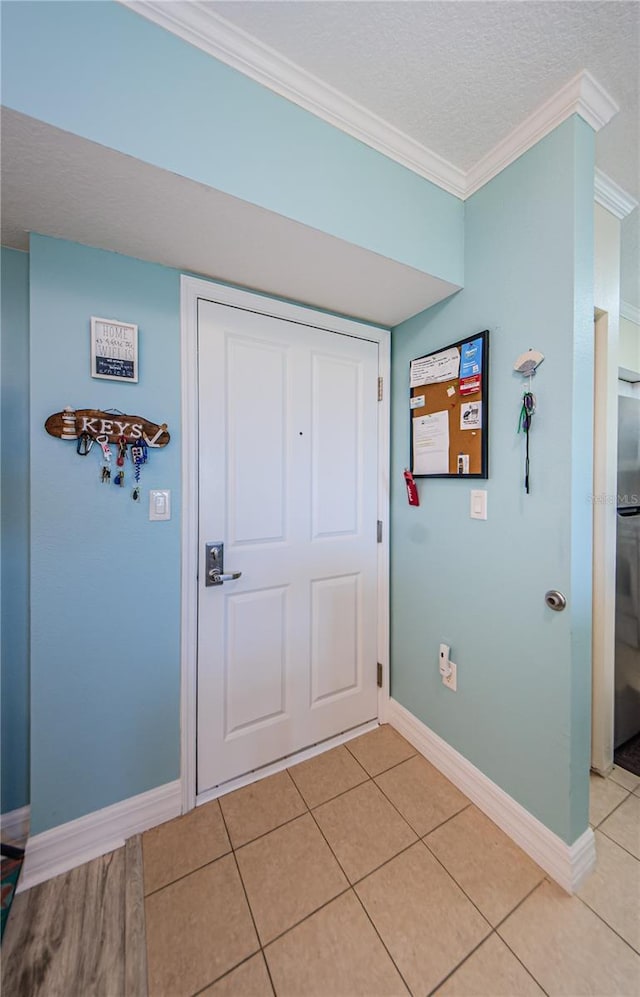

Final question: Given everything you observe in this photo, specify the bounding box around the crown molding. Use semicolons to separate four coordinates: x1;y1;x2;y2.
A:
466;71;618;197
119;0;467;197
121;4;621;203
594;169;639;220
621;301;640;325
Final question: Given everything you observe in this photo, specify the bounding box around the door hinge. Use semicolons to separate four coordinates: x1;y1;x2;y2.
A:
377;520;383;543
377;376;383;401
377;662;383;688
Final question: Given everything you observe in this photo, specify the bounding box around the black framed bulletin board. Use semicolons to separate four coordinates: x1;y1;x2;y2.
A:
410;330;489;478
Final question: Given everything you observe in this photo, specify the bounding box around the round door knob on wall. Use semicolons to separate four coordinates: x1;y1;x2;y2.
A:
545;590;567;611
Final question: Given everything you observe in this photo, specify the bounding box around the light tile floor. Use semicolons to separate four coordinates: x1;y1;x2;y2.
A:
143;728;640;997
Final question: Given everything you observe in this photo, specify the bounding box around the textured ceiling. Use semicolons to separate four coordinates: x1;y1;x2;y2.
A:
209;1;638;197
209;0;639;308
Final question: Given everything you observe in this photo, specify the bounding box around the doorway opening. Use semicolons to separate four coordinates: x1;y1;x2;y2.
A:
179;277;391;813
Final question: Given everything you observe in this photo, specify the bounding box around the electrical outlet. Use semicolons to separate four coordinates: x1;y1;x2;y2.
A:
442;660;457;691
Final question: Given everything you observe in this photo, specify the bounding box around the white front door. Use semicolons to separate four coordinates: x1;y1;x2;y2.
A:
197;298;380;792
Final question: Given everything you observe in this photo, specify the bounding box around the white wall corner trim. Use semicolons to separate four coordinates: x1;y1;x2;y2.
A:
119;0;466;198
17;781;180;893
0;805;31;847
595;169;639;220
386;698;596;894
120;4;617;201
621;301;640;325
465;71;619;197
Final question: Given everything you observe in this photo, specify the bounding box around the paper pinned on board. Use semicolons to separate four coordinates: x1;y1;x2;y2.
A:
413;410;449;474
460;401;482;430
410;348;460;387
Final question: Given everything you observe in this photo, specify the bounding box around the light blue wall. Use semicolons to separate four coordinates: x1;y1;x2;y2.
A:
390;117;595;844
1;247;30;815
29;236;181;834
2;2;596;845
1;0;464;285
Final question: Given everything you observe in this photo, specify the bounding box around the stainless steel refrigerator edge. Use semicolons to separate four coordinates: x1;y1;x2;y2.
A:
615;395;640;747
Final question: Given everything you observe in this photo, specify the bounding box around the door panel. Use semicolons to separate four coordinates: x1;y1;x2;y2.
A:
311;353;361;538
197;298;379;792
227;337;288;545
311;574;361;705
224;586;288;737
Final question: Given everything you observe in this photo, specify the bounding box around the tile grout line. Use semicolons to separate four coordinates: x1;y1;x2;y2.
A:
491;878;549;934
343;736;418;779
145;735;551;996
190;950;271;997
201;743;534;993
573;889;640;958
171;800;272;997
609;776;640;794
363;775;499;934
365;759;472;845
491;880;554;997
607;763;640;790
302;774;373;812
304;777;424;893
142;845;234;899
591;785;633;829
304;783;418;992
494;935;552;997
419;801;473;838
216;768;425;994
261;884;354;950
303;765;493;996
168;764;423;990
218;800;277;997
417;835;496;931
424;931;500;997
595;825;640;863
349;886;415;996
145;745;544;994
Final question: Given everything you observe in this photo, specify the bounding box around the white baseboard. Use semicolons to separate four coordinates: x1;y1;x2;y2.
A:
387;698;595;894
1;804;30;847
17;781;181;893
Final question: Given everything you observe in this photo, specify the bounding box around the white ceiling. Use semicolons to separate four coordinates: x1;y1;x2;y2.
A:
2;1;638;313
1;109;459;327
209;0;638;198
206;0;639;307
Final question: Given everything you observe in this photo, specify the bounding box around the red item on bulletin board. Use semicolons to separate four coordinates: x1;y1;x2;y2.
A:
404;469;420;506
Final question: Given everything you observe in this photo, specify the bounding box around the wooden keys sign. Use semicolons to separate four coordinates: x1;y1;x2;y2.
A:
45;407;169;501
45;408;169;447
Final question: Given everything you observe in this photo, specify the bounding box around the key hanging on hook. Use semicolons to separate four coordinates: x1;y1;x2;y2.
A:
76;431;95;456
117;436;128;467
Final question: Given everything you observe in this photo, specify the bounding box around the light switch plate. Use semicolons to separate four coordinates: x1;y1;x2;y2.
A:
470;489;487;520
149;489;171;521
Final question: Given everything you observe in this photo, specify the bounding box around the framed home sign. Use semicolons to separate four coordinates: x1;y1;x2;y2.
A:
409;329;489;478
90;316;138;382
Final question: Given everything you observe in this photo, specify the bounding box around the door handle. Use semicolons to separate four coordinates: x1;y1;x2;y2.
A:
205;541;242;586
208;569;242;585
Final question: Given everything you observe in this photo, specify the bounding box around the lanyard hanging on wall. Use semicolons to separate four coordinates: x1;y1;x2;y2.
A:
518;390;535;493
514;349;544;495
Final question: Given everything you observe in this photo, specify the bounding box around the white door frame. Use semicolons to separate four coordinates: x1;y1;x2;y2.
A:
591;308;617;774
179;275;391;813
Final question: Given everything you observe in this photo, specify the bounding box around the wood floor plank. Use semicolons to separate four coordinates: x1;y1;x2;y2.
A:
1;849;127;997
125;835;148;997
75;849;126;996
2;866;86;997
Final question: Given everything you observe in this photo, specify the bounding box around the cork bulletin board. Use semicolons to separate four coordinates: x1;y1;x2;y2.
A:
410;330;489;478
